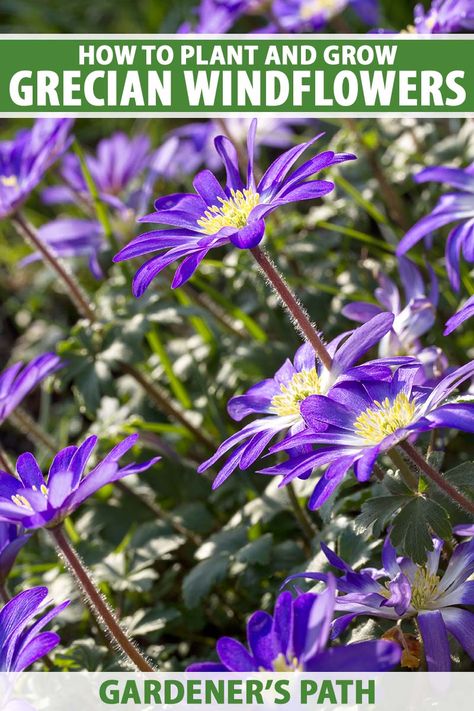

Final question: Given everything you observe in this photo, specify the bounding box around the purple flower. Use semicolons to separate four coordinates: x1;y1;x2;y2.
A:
287;536;474;671
19;219;106;280
265;361;474;508
444;295;474;335
0;523;30;583
114;120;356;294
343;257;438;361
199;313;402;487
0;119;72;220
414;0;474;33
42;132;151;215
188;575;400;672
179;0;252;33
0;587;69;671
454;523;474;537
0;434;160;530
0;354;62;425
397;163;474;291
272;0;379;32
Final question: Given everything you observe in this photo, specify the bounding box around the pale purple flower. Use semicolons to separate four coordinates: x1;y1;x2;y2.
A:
0;119;72;219
272;0;379;32
444;295;474;335
179;0;252;32
0;587;68;671
188;575;400;672
265;361;474;508
0;354;62;425
19;219;106;280
114;120;355;294
414;0;474;33
454;523;474;537
343;257;438;362
397;163;474;291
286;536;474;671
0;434;160;530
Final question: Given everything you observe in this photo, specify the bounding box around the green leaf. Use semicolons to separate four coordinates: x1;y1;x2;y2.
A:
182;553;230;608
355;495;409;536
390;497;452;564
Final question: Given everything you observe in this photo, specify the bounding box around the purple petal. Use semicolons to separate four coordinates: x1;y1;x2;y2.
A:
310;640;401;672
228;219;265;249
342;302;383;324
331;313;394;378
441;607;474;661
417;610;451;671
216;637;257;671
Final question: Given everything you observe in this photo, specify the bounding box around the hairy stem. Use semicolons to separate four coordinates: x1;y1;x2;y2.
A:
286;482;318;548
401;442;474;515
50;525;154;671
250;246;333;370
10;408;57;452
389;448;419;491
117;361;215;451
12;213;96;322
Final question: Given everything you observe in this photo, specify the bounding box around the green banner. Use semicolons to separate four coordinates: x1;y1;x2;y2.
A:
0;35;473;115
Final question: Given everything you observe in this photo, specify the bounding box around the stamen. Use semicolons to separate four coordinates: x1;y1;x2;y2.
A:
300;0;345;20
411;567;440;609
354;392;417;444
11;494;33;511
1;175;18;188
197;188;260;235
270;368;321;417
271;653;303;672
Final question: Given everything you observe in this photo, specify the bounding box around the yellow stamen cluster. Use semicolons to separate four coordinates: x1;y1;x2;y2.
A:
411;567;440;610
271;654;303;672
354;392;417;444
1;175;18;188
300;0;344;21
197;188;260;235
270;368;321;417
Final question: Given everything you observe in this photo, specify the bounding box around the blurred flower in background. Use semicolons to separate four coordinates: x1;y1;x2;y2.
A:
0;354;62;425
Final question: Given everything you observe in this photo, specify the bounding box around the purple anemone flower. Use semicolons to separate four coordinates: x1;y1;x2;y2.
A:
414;0;474;33
0;434;160;530
343;257;438;362
0;523;30;584
265;360;474;508
272;0;379;32
397;163;474;291
42;132;151;215
0;119;72;220
444;295;474;336
0;587;69;671
199;313;405;487
286;536;474;671
188;575;400;672
179;0;251;32
19;218;106;280
0;354;62;425
113;120;356;294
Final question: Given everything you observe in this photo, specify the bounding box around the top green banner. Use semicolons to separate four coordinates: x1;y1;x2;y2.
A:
0;35;473;116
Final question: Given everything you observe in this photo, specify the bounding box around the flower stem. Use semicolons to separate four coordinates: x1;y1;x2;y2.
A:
286;481;318;548
401;441;474;515
388;448;418;491
0;446;14;475
117;360;216;451
50;525;154;671
250;246;333;370
12;213;96;323
0;581;10;604
9;408;57;452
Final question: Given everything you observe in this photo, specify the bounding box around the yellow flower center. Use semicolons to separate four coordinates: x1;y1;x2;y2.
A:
300;0;344;20
270;368;322;417
197;188;260;235
1;175;18;188
270;654;303;672
354;392;417;444
411;567;440;610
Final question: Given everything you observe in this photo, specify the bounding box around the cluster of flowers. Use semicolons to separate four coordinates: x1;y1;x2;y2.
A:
0;94;473;673
179;0;474;35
